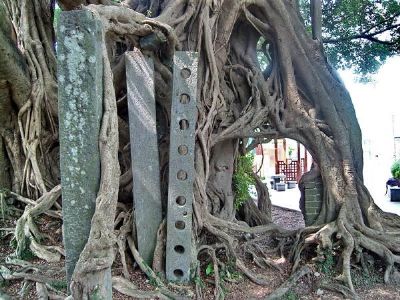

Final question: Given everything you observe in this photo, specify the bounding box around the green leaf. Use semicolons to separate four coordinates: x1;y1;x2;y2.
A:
233;153;255;209
205;263;214;276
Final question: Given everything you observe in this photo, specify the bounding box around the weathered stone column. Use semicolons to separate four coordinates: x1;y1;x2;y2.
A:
166;52;198;282
57;10;103;286
125;49;162;265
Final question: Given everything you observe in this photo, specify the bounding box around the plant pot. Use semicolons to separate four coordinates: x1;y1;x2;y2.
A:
390;187;400;202
276;182;286;191
287;181;297;189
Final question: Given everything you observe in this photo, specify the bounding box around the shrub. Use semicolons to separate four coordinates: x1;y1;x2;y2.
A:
391;160;400;179
233;153;255;209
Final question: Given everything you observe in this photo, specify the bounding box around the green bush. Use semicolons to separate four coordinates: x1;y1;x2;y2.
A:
233;153;255;209
391;160;400;179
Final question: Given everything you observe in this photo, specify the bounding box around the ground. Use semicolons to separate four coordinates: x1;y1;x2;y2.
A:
1;205;399;299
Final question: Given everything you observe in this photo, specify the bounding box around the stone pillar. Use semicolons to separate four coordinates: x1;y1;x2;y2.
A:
57;10;103;286
166;52;198;282
125;49;162;265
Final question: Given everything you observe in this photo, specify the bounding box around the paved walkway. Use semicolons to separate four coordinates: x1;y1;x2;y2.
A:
269;187;301;211
267;184;400;216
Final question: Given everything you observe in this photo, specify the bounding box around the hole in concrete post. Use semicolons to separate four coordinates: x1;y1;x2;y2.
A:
179;119;189;130
180;93;190;104
174;269;184;278
174;245;185;253
175;220;185;230
177;170;187;180
178;145;188;155
176;196;186;205
183;211;188;216
181;68;191;79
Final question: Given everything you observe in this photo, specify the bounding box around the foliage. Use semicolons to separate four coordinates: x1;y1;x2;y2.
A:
288;146;295;157
299;0;400;79
316;248;335;275
49;280;68;291
233;153;255;209
391;160;400;179
205;263;214;276
351;262;383;288
204;260;242;296
53;5;61;29
220;262;242;282
283;290;299;300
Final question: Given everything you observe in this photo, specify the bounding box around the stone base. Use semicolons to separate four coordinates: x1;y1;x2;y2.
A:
390;187;400;202
299;177;323;226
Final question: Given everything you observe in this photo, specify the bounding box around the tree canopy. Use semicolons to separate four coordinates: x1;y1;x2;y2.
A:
300;0;400;79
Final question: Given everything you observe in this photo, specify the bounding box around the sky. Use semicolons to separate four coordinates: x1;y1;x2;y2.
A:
339;56;400;198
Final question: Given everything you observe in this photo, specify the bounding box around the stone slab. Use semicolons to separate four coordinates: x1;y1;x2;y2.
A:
166;51;198;282
125;49;162;265
57;10;104;286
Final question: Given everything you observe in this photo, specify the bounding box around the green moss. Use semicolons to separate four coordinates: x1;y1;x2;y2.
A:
233;153;255;209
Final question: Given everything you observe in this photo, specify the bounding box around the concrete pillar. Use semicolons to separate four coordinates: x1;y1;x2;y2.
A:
166;52;198;282
125;49;162;265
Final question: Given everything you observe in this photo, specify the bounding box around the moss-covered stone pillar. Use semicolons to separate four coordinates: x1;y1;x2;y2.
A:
57;10;108;295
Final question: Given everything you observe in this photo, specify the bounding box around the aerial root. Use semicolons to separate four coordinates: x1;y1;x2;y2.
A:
126;236;184;299
112;276;170;299
114;207;133;279
152;219;167;275
246;244;284;274
0;258;67;299
319;282;360;300
12;185;63;262
197;244;225;299
112;208;180;299
202;216;292;288
290;212;400;294
265;266;311;300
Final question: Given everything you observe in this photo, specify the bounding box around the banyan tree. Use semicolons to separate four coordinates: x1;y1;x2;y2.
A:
1;0;399;298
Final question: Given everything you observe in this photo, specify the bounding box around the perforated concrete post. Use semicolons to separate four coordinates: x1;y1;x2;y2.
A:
57;10;105;288
166;52;198;282
125;49;162;265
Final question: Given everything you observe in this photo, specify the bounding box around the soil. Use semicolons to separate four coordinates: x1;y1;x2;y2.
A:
1;206;399;299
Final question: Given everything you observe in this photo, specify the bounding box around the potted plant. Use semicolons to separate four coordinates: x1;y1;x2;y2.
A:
387;160;400;202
